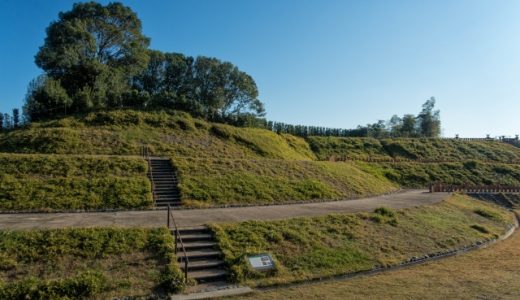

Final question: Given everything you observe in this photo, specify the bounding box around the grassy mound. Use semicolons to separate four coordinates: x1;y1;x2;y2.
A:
175;158;397;207
210;194;514;286
355;161;520;188
0;227;184;299
0;153;151;211
309;137;520;162
235;216;520;299
0;110;314;160
1;110;520;208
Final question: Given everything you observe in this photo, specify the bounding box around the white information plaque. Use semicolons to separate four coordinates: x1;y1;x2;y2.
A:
248;254;274;271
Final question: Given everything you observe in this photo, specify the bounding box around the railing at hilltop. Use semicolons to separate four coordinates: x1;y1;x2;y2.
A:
429;183;520;193
326;155;520;165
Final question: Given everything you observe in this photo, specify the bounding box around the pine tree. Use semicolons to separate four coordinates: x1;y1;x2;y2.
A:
12;108;19;128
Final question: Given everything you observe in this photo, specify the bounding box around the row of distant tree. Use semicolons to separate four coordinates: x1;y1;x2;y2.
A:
23;2;264;123
234;97;441;138
0;109;21;130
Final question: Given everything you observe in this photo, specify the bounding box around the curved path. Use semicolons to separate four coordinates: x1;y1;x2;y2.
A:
0;190;448;230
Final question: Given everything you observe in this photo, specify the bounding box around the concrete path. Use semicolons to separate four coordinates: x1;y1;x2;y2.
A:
0;190;448;230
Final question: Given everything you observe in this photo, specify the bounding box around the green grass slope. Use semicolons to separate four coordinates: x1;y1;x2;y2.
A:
0;227;184;298
0;110;315;160
309;136;520;162
0;153;151;211
1;110;520;208
0;111;398;208
175;158;397;207
210;194;514;287
355;161;520;188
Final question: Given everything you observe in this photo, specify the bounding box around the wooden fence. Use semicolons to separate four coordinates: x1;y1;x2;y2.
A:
326;155;520;165
429;183;520;193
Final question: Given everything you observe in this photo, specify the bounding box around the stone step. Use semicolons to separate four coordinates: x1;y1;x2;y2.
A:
177;226;211;235
177;233;213;242
180;259;226;271
179;241;217;250
155;196;181;201
188;269;228;283
154;190;179;195
178;249;222;261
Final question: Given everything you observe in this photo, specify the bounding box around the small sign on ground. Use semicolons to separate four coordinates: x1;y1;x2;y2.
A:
248;253;275;271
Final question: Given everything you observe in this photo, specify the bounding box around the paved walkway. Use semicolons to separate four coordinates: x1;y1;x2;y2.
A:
0;190;448;230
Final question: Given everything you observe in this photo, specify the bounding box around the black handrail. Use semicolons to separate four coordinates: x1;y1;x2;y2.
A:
168;204;189;282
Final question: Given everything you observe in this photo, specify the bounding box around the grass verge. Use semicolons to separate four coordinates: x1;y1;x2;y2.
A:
210;194;513;287
230;211;520;300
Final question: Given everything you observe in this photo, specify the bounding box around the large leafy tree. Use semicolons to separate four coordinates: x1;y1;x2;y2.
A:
29;1;149;119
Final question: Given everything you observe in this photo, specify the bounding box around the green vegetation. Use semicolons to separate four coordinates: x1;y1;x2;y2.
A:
231;218;520;300
2;110;520;208
24;2;264;124
355;161;520;188
0;227;184;299
0;153;151;211
0;111;314;160
176;158;397;207
309;137;520;162
210;195;513;287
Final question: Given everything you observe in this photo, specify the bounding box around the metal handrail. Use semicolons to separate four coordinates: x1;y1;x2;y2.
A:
168;204;189;282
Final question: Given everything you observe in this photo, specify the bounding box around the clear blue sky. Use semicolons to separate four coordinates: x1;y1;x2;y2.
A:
1;0;519;137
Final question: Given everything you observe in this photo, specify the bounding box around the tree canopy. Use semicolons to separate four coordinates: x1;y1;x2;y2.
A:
133;51;264;119
24;2;265;122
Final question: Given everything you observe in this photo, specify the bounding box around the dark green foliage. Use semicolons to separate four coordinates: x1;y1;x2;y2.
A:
0;228;185;297
417;97;441;138
28;2;150;120
24;2;265;124
133;51;265;120
12;109;19;128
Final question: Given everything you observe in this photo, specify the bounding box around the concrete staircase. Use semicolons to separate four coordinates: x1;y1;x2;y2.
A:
148;158;181;207
176;226;228;284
